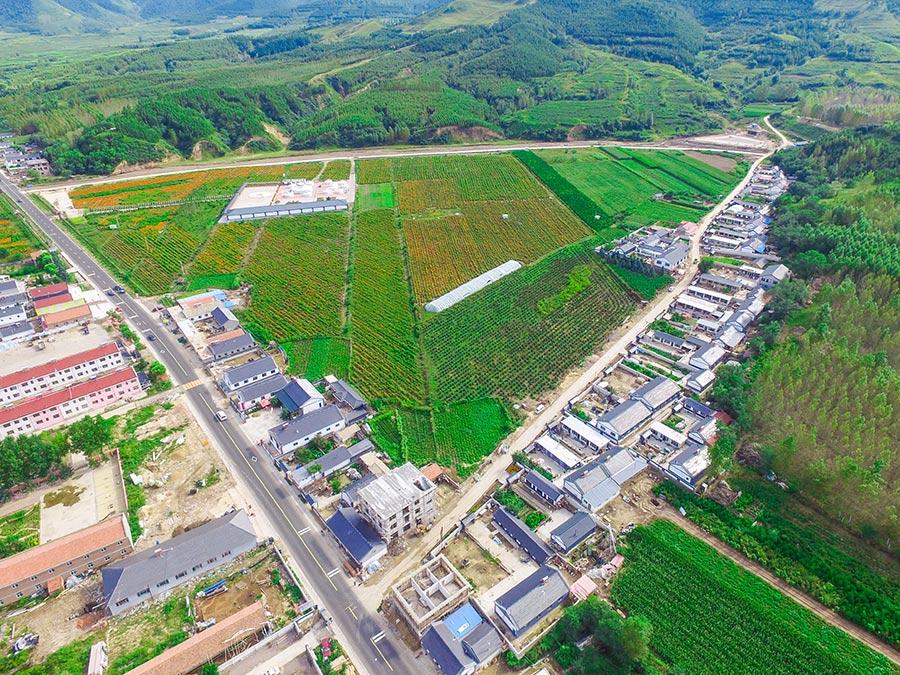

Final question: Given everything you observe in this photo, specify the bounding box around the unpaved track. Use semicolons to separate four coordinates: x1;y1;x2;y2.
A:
661;509;900;665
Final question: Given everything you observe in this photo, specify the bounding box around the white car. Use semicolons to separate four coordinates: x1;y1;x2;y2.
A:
215;410;228;422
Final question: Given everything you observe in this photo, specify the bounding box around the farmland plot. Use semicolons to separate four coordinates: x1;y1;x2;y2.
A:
189;220;256;278
423;242;634;403
0;194;41;263
392;153;590;302
535;147;742;228
284;337;351;380
349;209;427;405
611;521;893;675
70;200;223;294
70;162;323;210
242;212;349;342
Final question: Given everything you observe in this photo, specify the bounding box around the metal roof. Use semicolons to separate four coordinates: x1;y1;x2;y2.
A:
102;510;257;607
425;260;521;313
275;378;321;413
222;199;349;221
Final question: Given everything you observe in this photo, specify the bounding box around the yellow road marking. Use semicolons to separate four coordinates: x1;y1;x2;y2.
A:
196;394;337;591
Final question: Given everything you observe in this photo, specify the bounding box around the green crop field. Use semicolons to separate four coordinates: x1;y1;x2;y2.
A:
0;505;40;559
349;209;427;405
241;212;350;342
611;521;893;675
389;154;591;302
532;147;744;228
422;240;634;403
283;337;351;381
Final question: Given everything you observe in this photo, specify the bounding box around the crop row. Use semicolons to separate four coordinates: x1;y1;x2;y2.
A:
611;520;892;674
349;209;427;405
403;199;590;303
70;162;324;209
423;245;634;403
190;221;257;277
242;212;349;341
391;154;545;201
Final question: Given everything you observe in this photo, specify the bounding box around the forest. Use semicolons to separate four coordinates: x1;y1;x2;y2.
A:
1;0;895;176
708;126;900;548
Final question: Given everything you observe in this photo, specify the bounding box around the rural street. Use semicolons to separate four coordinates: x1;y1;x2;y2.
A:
27;134;770;192
369;117;786;598
0;174;423;675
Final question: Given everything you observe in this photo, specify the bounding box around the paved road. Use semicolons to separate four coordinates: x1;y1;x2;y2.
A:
28;136;770;192
0;174;421;675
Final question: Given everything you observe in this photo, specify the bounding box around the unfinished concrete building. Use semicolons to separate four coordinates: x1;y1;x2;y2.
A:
392;554;471;635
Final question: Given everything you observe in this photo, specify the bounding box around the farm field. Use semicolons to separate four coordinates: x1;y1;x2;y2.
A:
57;147;738;477
241;212;350;343
68;200;224;295
610;520;893;675
68;162;324;210
422;240;634;403
656;478;900;649
533;147;745;229
0;505;40;559
349;208;427;405
283;337;351;381
386;154;591;302
0;194;41;264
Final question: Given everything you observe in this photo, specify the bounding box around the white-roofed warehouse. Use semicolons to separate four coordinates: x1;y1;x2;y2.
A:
425;260;522;313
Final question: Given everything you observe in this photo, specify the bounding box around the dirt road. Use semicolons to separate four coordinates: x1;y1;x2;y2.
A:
367;128;781;602
660;509;900;665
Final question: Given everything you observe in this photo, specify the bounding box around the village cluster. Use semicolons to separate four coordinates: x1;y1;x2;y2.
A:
0;159;795;675
0;131;51;179
0;277;148;439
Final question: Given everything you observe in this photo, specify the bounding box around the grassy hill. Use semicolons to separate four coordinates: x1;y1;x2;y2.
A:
0;0;897;176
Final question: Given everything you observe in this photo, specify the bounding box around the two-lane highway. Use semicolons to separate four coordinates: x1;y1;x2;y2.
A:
0;174;423;675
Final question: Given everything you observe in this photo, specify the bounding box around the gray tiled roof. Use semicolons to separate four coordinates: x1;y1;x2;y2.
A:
550;511;597;552
209;332;256;358
268;404;343;448
102;510;257;606
597;399;652;437
331;379;367;409
223;356;278;388
495;565;568;634
630;376;680;411
235;373;288;403
492;506;551;564
523;469;564;504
